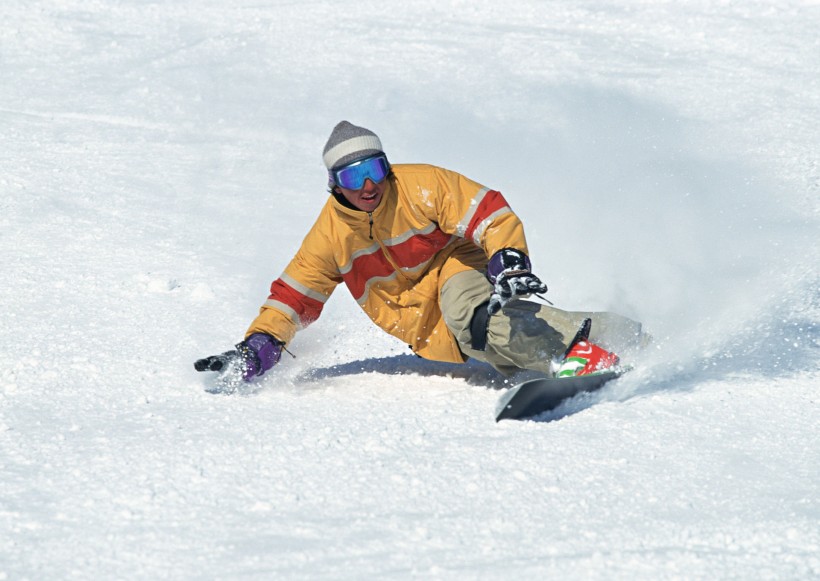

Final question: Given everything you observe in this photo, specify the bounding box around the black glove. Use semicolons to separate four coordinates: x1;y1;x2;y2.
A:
486;248;547;315
194;350;237;373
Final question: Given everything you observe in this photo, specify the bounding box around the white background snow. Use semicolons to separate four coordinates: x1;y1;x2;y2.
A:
2;0;819;578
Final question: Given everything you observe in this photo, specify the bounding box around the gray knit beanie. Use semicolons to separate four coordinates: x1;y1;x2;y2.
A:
322;121;384;170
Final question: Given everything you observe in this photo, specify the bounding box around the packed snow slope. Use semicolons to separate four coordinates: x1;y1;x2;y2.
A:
2;0;819;579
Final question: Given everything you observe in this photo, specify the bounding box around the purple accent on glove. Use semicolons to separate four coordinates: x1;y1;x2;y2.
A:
241;333;283;381
487;248;532;284
486;248;547;315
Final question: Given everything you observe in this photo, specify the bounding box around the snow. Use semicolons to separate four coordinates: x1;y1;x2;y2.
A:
2;0;819;578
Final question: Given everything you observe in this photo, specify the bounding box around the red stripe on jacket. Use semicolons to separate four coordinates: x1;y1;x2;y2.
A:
341;229;452;301
385;228;452;271
464;190;509;242
268;278;325;325
342;251;395;301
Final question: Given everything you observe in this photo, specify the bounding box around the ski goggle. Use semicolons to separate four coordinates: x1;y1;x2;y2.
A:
330;154;390;190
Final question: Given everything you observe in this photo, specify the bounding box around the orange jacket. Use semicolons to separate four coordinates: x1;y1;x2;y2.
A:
246;164;529;363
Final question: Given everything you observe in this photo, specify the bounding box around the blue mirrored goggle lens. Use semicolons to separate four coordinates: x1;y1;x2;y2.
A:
333;155;389;190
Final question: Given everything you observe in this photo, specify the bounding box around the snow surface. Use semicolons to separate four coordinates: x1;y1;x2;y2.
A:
2;0;819;579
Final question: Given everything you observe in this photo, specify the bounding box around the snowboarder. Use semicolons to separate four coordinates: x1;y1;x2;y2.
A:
195;121;644;383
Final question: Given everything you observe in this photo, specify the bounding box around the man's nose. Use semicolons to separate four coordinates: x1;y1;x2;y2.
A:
361;178;376;191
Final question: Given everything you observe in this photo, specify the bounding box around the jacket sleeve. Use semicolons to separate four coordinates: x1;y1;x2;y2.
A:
412;166;528;257
245;217;341;344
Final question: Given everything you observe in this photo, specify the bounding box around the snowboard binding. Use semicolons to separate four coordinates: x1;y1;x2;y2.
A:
553;318;620;378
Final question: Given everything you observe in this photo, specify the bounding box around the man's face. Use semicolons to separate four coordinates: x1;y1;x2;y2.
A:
336;178;387;213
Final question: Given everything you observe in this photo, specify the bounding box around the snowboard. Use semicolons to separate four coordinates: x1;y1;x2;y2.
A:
495;369;625;421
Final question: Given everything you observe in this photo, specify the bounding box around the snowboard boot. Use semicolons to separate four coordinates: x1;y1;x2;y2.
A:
553;318;620;377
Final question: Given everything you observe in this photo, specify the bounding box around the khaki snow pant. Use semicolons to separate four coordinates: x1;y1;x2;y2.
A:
440;269;644;375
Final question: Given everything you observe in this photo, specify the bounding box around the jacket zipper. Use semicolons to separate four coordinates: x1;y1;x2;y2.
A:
366;209;412;282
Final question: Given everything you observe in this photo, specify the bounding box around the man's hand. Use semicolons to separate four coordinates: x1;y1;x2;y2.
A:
486;248;547;315
194;333;283;382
